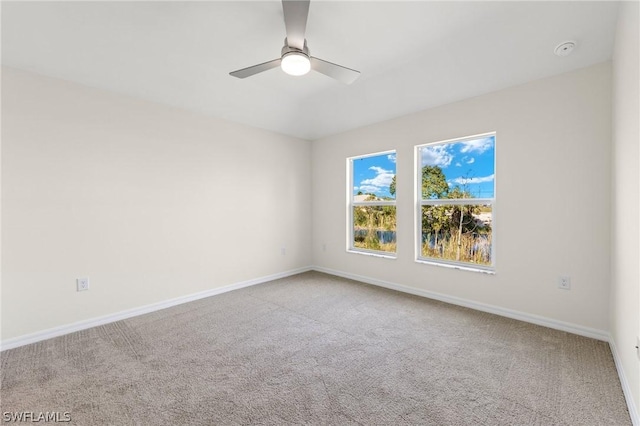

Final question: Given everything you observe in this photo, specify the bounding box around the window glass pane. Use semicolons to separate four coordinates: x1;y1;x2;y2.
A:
420;136;495;200
353;153;397;200
353;206;396;253
421;204;492;266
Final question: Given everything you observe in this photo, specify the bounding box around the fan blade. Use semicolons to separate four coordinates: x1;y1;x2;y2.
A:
311;57;360;84
229;59;282;79
282;0;310;50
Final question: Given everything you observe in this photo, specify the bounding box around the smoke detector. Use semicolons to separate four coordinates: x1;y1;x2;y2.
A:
554;41;576;57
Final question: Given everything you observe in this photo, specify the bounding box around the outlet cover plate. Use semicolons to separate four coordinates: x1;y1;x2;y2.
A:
558;276;571;290
77;277;89;292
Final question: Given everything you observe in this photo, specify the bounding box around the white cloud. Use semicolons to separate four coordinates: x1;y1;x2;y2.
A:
466;157;475;164
358;166;395;194
455;162;462;167
421;145;453;168
358;185;380;193
459;137;494;154
369;166;391;175
361;167;394;186
451;174;495;185
387;154;396;163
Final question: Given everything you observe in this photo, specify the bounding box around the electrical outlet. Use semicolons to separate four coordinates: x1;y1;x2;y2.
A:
322;243;326;252
77;277;89;292
281;247;286;256
558;276;571;290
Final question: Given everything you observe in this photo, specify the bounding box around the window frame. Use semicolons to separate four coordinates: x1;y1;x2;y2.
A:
414;133;496;272
347;150;397;258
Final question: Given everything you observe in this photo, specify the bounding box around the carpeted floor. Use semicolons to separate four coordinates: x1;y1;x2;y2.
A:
0;272;631;425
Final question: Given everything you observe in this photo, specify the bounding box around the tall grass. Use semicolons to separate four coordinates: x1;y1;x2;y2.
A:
354;240;397;253
353;227;396;253
422;232;491;265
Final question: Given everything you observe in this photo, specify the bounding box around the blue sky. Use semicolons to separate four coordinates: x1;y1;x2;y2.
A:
352;152;397;199
352;135;495;199
421;135;495;198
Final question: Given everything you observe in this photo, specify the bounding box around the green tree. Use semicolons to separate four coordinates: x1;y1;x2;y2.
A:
422;166;449;199
422;204;450;247
421;166;451;241
447;186;484;234
389;175;396;197
445;186;475;261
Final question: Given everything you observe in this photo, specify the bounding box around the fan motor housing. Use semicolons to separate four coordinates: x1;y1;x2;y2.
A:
282;38;310;59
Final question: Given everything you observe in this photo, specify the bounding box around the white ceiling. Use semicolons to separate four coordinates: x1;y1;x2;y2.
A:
1;1;620;140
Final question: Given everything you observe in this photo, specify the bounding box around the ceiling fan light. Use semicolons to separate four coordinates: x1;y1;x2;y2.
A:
281;51;311;76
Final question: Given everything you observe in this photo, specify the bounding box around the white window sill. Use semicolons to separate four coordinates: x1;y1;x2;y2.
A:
347;249;396;260
415;258;495;274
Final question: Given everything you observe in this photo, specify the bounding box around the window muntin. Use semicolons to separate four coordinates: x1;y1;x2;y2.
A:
416;134;495;270
348;151;397;256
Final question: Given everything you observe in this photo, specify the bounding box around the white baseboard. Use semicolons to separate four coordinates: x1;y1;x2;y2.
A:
0;266;311;352
312;266;610;342
1;264;610;347
609;336;640;426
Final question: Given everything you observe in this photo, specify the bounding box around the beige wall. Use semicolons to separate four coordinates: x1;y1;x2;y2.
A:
312;63;612;333
1;67;312;340
0;61;618;343
611;0;640;415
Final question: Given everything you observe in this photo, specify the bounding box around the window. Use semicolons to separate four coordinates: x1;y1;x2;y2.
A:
416;134;495;270
348;151;397;256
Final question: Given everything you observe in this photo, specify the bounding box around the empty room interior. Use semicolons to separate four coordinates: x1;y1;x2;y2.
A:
1;1;639;424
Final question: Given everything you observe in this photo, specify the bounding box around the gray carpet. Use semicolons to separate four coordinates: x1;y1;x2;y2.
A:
0;272;631;425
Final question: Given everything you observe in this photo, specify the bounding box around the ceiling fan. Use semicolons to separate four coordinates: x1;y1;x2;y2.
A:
229;0;360;84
